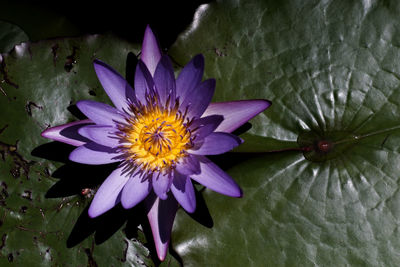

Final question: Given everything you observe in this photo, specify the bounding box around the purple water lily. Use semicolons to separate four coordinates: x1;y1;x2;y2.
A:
41;26;271;261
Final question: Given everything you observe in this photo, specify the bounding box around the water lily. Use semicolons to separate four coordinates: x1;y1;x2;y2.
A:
41;25;271;260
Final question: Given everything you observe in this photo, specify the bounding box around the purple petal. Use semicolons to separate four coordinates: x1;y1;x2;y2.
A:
145;193;178;261
152;172;173;200
189;132;242;155
202;100;271;133
93;59;134;112
78;125;119;148
121;174;151;209
69;142;121;165
141;25;162;76
134;60;155;104
41;119;92;146
176;54;204;100
180;79;215;119
189;115;224;140
88;166;130;218
190;155;242;197
176;154;200;176
76;100;126;126
171;172;196;213
153;55;176;107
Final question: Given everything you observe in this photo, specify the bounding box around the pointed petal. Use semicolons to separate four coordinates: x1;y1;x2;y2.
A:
93;59;134;111
176;154;201;176
78;125;119;148
202;100;271;133
189;132;242;155
152;172;173;200
189;115;224;140
121;174;152;209
88;167;130;218
145;193;178;261
41;119;92;146
134;60;155;104
69;142;121;165
141;25;162;76
176;54;204;100
190;156;242;197
76;100;126;126
171;172;196;213
180;79;215;119
153;55;176;107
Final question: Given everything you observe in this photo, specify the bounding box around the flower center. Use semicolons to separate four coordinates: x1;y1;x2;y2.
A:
117;102;192;175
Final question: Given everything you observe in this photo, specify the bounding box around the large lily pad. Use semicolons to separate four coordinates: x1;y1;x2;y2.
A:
0;34;176;266
168;0;400;266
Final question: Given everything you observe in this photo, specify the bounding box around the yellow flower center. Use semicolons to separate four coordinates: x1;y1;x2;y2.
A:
118;103;192;174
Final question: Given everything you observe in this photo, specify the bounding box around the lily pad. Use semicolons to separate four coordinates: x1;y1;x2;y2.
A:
0;34;172;266
0;21;29;53
169;0;400;266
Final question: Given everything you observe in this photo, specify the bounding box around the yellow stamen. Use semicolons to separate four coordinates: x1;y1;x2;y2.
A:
119;103;192;174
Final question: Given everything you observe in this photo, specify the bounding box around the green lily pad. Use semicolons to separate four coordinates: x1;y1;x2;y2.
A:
168;0;400;265
0;21;29;53
0;34;176;266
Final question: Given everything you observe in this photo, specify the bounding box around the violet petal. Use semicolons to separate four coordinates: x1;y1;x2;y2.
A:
189;132;242;155
153;55;176;107
41;119;92;146
190;155;242;197
141;25;162;76
134;60;155;104
189;115;224;140
176;54;204;100
76;100;126;126
69;142;121;165
145;193;178;261
176;154;201;176
202;100;271;133
78;125;119;148
171;172;196;213
180;79;215;119
152;172;173;200
88;166;130;218
121;174;152;209
93;59;134;112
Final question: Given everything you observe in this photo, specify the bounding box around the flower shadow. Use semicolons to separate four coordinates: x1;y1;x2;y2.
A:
31;141;213;265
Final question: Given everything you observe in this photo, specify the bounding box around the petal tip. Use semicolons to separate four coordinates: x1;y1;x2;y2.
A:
88;206;100;218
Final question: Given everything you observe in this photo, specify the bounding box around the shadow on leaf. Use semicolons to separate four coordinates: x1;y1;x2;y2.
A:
31;119;254;265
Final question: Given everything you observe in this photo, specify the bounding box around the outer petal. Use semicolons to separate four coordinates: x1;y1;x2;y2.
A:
180;79;215;119
141;25;162;76
76;100;126;126
134;60;155;104
171;172;196;213
202;100;271;133
188;132;242;155
152;172;173;200
41;119;92;146
78;125;119;148
145;193;179;261
176;54;204;101
121;174;152;209
88;166;130;218
190;155;242;197
69;142;121;165
153;55;176;107
93;59;134;111
189;115;224;140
